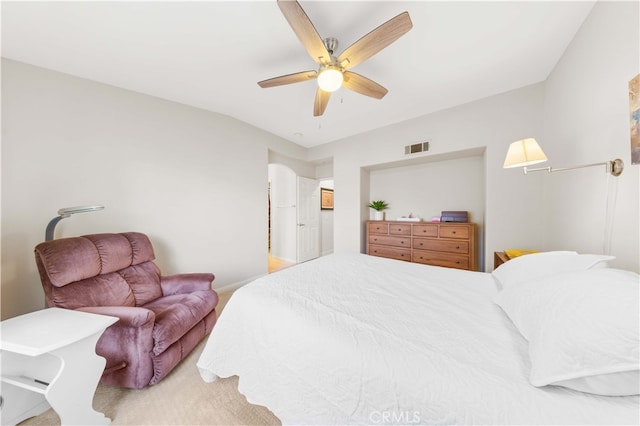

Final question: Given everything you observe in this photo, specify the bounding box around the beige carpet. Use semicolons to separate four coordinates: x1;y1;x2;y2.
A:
20;292;281;426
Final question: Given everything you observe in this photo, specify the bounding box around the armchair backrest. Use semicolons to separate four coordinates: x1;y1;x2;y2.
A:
35;232;163;309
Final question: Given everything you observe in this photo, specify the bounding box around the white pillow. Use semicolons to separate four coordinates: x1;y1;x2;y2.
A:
494;268;640;396
491;251;613;290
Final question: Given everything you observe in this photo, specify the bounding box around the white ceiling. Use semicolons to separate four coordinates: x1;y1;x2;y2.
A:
1;1;595;148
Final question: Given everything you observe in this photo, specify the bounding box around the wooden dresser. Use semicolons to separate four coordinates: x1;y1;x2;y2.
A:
366;221;477;271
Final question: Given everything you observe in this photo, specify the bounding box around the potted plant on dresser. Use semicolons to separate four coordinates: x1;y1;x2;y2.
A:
368;200;389;220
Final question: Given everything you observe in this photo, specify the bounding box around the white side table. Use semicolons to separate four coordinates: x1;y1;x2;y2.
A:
0;308;118;425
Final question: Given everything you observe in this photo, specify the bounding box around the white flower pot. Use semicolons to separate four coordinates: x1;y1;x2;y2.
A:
374;210;385;221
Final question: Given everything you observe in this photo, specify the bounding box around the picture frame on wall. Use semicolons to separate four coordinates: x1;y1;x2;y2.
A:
630;73;640;165
320;188;334;210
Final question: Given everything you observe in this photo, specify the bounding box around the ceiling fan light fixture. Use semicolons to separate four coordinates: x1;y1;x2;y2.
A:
260;1;413;115
317;66;343;92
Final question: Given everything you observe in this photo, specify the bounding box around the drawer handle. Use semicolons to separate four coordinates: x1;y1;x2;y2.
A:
452;231;457;234
456;246;460;249
401;241;404;244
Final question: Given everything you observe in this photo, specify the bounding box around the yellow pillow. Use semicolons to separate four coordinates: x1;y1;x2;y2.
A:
504;249;539;259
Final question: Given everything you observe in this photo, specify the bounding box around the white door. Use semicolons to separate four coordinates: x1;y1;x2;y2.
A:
296;176;320;263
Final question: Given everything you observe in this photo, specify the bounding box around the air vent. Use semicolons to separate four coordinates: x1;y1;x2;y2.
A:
404;141;430;155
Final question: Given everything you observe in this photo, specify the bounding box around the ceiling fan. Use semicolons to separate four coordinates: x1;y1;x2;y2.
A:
258;0;413;117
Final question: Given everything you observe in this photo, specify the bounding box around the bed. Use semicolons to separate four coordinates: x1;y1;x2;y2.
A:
197;251;639;425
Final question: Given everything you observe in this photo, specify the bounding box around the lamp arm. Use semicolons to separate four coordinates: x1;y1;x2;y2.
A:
523;159;623;176
523;166;551;174
44;204;105;241
45;216;66;241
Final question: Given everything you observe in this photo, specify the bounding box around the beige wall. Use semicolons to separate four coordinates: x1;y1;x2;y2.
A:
1;59;307;319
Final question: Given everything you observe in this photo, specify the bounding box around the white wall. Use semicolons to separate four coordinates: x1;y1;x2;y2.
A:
309;83;546;272
269;151;316;178
369;155;486;269
368;155;485;223
2;2;637;320
542;0;639;272
308;1;639;273
1;59;307;319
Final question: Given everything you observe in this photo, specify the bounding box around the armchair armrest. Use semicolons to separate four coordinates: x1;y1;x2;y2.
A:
76;306;156;389
77;305;155;328
160;273;215;296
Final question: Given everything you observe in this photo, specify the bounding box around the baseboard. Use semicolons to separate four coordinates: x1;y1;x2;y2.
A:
214;274;265;294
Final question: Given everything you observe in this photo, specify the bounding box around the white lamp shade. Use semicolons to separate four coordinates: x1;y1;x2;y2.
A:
317;66;343;92
503;138;548;168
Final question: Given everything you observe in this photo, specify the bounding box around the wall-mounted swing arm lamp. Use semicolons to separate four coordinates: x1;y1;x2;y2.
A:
45;205;105;241
503;138;624;176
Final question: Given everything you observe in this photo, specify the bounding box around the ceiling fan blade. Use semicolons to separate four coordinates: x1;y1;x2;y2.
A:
342;71;388;99
337;11;413;70
258;70;317;88
314;88;331;116
277;0;332;65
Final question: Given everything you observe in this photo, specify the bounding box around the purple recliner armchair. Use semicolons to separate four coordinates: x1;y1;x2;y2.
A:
34;232;218;389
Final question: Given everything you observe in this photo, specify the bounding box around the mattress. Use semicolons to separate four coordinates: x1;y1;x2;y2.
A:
197;252;639;425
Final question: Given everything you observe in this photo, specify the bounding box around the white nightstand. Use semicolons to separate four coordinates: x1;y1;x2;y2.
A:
0;308;118;425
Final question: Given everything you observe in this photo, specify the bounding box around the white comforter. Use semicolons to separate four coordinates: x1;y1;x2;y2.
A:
197;252;639;425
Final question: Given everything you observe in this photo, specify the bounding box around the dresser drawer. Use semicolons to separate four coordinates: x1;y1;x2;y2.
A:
413;238;469;254
412;224;438;237
388;223;411;236
412;250;470;270
368;235;411;248
439;225;470;239
367;222;389;235
369;245;411;262
365;220;476;271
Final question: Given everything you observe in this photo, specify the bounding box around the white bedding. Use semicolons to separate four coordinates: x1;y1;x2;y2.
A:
197;252;639;425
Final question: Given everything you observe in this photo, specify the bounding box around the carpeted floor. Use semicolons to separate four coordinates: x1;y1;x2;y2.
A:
19;292;281;426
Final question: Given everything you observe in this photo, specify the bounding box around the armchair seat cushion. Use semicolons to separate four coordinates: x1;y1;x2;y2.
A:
144;290;219;356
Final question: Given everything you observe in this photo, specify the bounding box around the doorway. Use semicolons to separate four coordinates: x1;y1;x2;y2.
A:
268;164;322;272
